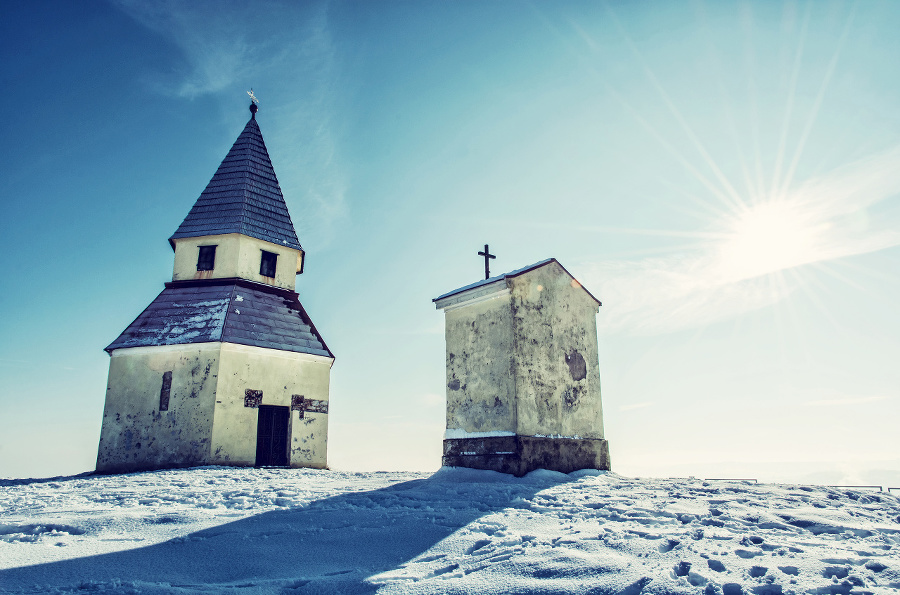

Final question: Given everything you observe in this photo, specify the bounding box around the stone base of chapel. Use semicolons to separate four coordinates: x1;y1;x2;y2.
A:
442;435;611;477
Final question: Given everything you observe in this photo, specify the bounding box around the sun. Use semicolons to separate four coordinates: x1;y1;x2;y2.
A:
716;200;828;282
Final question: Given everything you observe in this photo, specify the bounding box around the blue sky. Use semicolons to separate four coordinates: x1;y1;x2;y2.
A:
2;0;899;486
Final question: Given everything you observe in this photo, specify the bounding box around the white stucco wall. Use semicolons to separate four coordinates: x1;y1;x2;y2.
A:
438;261;605;441
172;234;303;289
98;342;333;473
508;263;605;439
96;343;220;473
443;292;517;434
212;343;333;469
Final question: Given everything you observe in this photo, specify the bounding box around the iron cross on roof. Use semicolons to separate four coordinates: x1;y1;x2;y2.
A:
478;244;496;280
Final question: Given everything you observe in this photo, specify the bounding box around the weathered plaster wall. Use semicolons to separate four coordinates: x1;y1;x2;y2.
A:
509;263;605;439
96;343;220;473
172;234;303;289
444;293;517;434
212;343;333;468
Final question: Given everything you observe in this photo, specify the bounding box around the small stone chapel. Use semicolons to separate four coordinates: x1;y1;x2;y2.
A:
96;99;334;474
434;255;610;476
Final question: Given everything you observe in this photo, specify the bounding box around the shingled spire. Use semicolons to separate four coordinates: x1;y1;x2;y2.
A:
169;103;302;252
97;97;334;474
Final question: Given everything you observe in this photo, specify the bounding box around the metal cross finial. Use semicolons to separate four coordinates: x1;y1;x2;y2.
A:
478;244;496;280
247;88;259;105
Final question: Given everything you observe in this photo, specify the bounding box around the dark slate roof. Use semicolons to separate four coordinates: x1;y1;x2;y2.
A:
433;258;602;306
106;279;332;358
169;114;302;251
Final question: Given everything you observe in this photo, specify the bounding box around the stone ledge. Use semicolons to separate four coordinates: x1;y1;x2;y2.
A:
442;435;611;477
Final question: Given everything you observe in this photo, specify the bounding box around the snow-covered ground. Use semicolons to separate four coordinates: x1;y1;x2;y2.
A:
1;467;898;594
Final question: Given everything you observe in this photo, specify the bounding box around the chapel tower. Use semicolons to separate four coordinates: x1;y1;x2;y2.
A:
434;258;610;476
96;100;334;473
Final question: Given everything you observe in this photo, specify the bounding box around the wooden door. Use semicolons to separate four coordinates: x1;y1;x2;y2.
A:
255;405;289;467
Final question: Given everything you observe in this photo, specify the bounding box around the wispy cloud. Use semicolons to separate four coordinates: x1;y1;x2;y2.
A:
582;145;900;335
111;0;330;99
112;0;257;98
112;0;348;247
805;395;889;407
619;402;653;412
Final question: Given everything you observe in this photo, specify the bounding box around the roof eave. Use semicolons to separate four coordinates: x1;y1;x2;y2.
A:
432;258;602;307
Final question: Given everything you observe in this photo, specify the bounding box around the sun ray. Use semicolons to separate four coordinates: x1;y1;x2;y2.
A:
503;221;731;251
772;268;804;352
810;261;867;292
778;2;857;199
605;3;747;213
768;273;789;366
739;1;767;208
666;197;735;229
769;0;813;200
826;253;900;286
805;110;865;180
791;263;847;334
777;268;814;365
695;0;759;204
684;321;713;354
551;5;756;222
608;90;748;212
822;258;900;316
531;6;745;216
574;226;726;240
532;1;897;339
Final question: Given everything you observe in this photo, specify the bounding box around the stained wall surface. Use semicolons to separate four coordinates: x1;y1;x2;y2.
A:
98;342;332;473
508;263;605;439
212;343;332;468
172;234;303;289
96;344;220;473
444;292;517;434
439;261;604;441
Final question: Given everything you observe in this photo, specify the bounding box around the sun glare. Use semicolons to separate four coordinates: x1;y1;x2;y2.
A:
717;201;827;281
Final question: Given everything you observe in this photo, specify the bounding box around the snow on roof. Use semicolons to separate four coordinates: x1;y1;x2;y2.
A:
105;279;332;358
433;258;601;305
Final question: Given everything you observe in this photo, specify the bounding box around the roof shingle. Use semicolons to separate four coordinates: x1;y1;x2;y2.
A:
106;279;332;358
169;116;302;251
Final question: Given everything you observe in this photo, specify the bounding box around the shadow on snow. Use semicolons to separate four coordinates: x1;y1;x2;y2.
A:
0;468;566;594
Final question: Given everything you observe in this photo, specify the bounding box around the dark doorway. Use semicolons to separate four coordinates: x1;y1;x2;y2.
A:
255;405;289;467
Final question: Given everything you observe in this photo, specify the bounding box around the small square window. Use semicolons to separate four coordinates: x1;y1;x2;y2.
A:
197;245;217;271
260;251;277;277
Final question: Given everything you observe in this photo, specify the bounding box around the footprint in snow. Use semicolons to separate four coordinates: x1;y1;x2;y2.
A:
820;565;850;579
864;560;887;572
465;539;492;555
428;563;460;578
658;538;679;553
749;565;768;577
778;566;799;576
735;548;763;559
707;559;727;572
